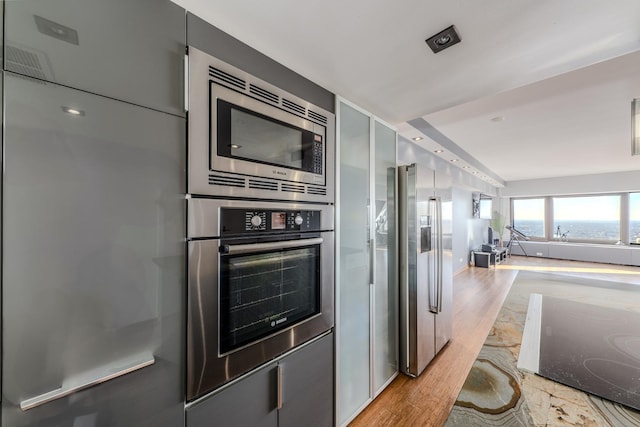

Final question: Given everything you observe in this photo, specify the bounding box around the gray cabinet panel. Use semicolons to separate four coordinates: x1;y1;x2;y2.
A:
2;74;185;426
279;333;334;427
5;0;185;116
186;333;334;427
186;13;334;113
187;363;278;427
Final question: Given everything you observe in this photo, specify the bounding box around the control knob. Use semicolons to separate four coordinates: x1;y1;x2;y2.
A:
251;215;263;227
294;214;304;226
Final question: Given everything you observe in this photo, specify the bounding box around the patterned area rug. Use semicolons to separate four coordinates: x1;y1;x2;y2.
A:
445;271;640;427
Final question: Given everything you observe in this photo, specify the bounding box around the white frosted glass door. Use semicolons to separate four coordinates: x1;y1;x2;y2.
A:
373;121;397;393
337;102;371;424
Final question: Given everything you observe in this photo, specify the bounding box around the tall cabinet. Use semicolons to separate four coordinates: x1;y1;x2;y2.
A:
2;1;186;425
336;100;398;425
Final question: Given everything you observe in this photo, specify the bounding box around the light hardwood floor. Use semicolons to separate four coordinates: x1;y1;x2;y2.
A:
348;256;640;427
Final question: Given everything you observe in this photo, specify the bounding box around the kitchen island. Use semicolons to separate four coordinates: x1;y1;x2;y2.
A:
446;270;640;426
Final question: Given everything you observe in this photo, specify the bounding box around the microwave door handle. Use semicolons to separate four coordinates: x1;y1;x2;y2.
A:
221;237;324;255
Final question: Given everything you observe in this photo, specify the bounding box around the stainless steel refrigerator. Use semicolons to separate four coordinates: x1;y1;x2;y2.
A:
398;163;453;377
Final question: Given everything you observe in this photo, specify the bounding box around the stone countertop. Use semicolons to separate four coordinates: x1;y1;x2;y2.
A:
445;271;640;427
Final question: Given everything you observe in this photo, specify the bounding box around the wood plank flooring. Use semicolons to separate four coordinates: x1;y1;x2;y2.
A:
348;256;640;427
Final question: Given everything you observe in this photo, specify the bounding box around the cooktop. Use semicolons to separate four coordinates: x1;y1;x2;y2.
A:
519;294;640;411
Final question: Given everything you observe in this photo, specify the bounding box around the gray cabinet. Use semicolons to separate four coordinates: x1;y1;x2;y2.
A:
4;0;185;116
187;333;334;427
2;73;185;426
279;332;334;427
187;363;278;427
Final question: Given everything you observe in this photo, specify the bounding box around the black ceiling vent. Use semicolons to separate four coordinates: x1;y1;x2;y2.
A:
425;25;461;53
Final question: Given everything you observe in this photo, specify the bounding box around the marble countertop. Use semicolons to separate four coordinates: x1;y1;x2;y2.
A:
445;271;640;427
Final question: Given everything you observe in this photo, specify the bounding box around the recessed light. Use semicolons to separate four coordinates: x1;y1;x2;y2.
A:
462;166;469;169
434;149;444;154
34;15;79;46
451;159;459;163
435;36;451;46
472;171;478;175
61;106;85;116
229;144;241;149
412;137;424;141
425;25;462;54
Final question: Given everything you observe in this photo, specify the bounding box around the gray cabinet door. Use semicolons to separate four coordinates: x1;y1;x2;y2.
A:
4;0;185;116
186;333;334;427
187;363;278;427
2;73;185;426
279;333;334;427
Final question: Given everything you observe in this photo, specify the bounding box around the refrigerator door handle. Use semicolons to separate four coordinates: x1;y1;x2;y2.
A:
436;196;444;313
428;196;443;314
427;197;437;313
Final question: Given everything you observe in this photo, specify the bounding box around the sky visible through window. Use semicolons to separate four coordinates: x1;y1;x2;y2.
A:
631;193;640;219
513;199;544;220
553;196;619;221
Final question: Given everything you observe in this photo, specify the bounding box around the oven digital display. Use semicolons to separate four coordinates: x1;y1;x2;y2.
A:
272;212;286;230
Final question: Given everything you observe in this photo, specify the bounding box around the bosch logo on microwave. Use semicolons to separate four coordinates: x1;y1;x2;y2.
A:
273;170;287;176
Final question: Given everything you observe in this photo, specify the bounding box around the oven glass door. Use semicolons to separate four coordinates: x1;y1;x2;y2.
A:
219;240;321;354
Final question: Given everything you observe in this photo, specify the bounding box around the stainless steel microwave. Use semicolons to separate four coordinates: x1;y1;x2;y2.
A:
187;47;335;203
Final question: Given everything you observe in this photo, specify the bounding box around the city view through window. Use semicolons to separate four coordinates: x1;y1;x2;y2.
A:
512;194;640;244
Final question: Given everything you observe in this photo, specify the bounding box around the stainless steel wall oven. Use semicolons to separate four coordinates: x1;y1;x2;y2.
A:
187;46;335;203
186;198;334;401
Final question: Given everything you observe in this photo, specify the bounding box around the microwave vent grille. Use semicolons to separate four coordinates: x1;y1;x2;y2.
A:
282;99;306;116
308;110;328;124
307;186;327;196
209;174;245;188
281;183;306;194
249;84;278;104
249;179;278;191
210;66;246;91
207;61;330;128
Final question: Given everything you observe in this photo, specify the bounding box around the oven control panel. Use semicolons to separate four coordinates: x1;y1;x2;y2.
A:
221;208;322;235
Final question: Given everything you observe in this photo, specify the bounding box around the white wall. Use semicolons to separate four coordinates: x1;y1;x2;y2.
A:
452;187;490;274
501;170;640;197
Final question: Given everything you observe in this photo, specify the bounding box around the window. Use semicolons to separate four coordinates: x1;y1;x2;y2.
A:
630;193;640;245
512;198;545;238
479;197;492;219
552;195;620;242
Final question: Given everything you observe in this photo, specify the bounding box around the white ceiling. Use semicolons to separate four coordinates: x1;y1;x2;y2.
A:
172;0;640;185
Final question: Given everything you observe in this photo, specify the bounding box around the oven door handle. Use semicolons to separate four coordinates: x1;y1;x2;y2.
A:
220;237;324;255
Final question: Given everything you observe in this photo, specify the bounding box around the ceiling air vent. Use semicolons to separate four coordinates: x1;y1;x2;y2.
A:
209;67;246;91
5;45;52;81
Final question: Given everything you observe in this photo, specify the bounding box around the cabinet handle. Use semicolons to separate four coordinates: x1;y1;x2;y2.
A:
20;353;155;411
276;365;283;410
